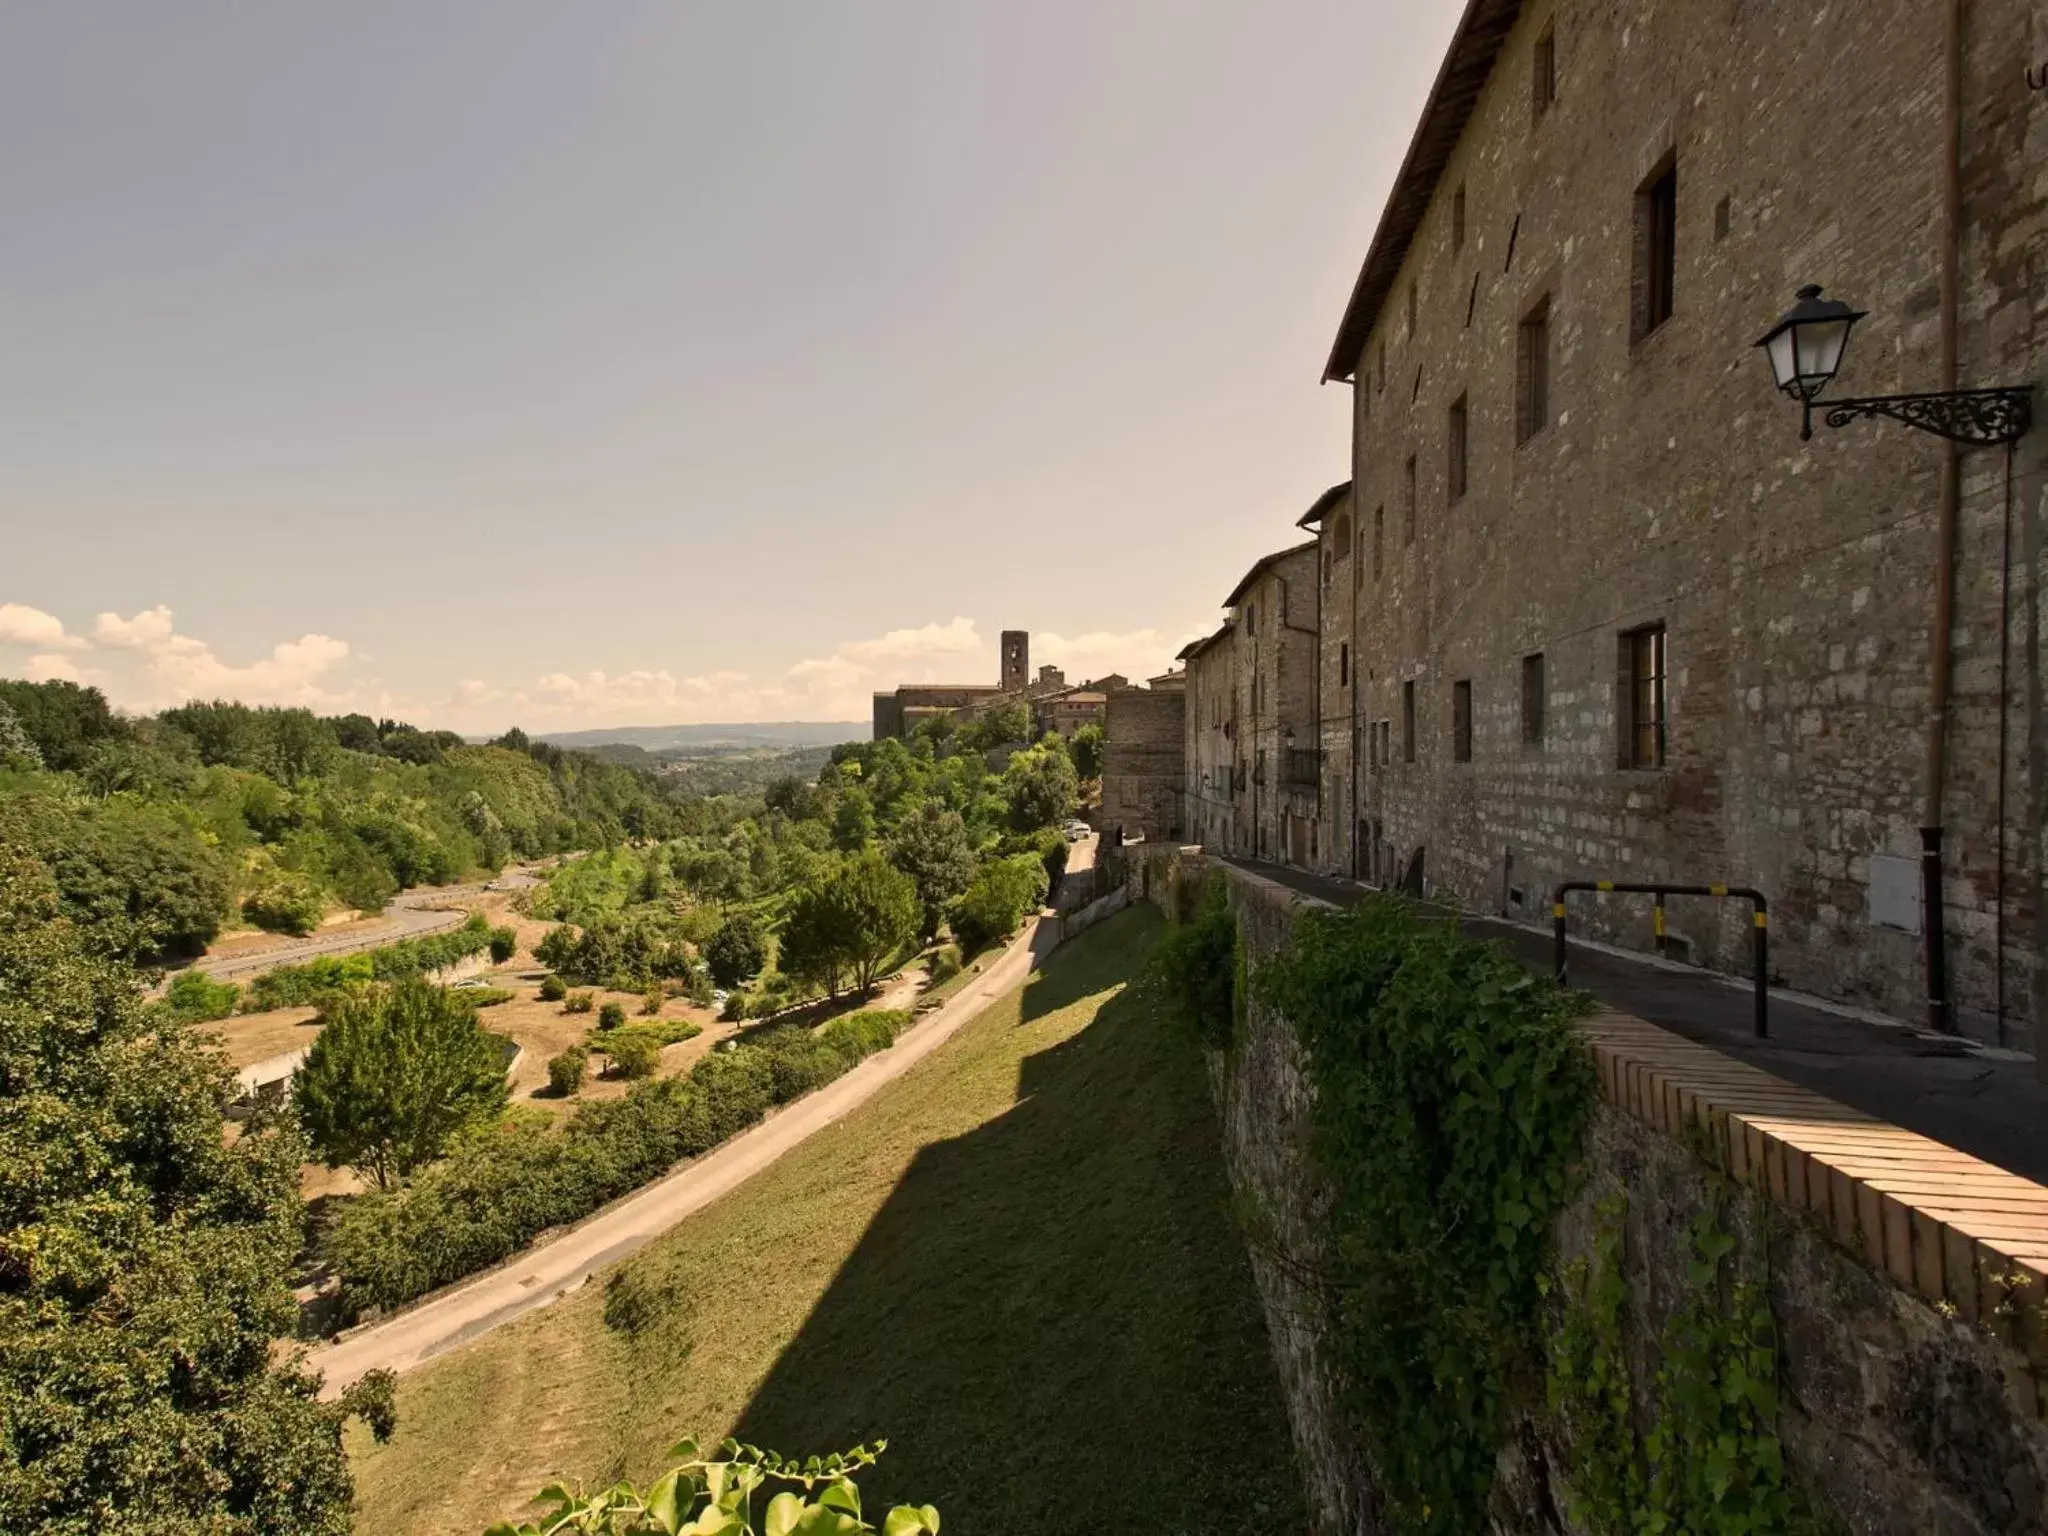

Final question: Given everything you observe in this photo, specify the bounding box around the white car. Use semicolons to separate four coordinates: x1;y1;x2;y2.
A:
1065;822;1092;842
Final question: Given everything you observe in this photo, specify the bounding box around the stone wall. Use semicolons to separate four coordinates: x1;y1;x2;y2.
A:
1331;0;2048;1051
1119;847;2048;1535
1100;683;1185;842
1183;627;1238;854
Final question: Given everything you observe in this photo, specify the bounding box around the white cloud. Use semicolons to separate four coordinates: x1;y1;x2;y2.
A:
92;604;177;649
0;603;84;649
1037;627;1175;683
24;652;87;684
838;617;981;663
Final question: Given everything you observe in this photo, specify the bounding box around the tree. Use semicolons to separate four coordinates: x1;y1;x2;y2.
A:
780;853;917;999
0;699;44;770
951;853;1049;951
832;785;876;851
886;800;978;939
959;698;1031;753
294;977;510;1190
0;678;120;770
1002;742;1079;832
704;911;768;988
0;849;391;1532
0;793;231;960
1071;721;1105;781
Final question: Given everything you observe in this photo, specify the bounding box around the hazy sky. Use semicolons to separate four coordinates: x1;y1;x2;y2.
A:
2;2;1458;731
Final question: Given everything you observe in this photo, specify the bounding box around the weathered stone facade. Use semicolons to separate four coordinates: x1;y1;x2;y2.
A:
1304;484;1366;880
1180;623;1239;853
1318;0;2048;1051
1099;673;1185;843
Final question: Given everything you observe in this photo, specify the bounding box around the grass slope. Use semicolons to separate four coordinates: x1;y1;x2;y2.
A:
346;906;1304;1535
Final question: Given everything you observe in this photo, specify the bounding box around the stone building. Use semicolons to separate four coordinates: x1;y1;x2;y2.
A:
1099;671;1185;843
1179;624;1239;853
1320;0;2047;1051
1296;483;1367;879
870;629;1038;739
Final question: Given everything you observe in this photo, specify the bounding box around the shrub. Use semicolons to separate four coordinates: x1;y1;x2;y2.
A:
489;925;518;963
243;913;496;1009
538;973;568;1002
164;967;241;1023
241;872;325;936
322;1004;908;1313
928;944;962;984
703;911;767;988
641;986;664;1016
1152;871;1240;1049
950;854;1048;952
546;1047;587;1097
604;1034;659;1080
458;986;515;1008
565;990;594;1014
598;1001;626;1030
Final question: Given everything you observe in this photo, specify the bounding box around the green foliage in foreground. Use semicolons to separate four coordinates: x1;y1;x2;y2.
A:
323;1011;910;1313
1254;894;1598;1536
540;973;569;1002
0;850;391;1534
486;1438;939;1536
294;977;511;1190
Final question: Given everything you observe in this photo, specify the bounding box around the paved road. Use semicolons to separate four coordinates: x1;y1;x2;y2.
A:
311;914;1057;1397
1226;858;2048;1186
181;869;541;985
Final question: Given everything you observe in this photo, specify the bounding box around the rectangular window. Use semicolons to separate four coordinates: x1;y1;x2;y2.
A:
1407;282;1418;338
1376;343;1386;393
1373;505;1385;579
1447;394;1469;503
1619;624;1667;768
1404;456;1417;543
1339;642;1349;688
1452;680;1473;763
1517;296;1551;442
1634;158;1677;341
1401;680;1416;762
1452;183;1466;254
1521;652;1545;743
1533;25;1557;120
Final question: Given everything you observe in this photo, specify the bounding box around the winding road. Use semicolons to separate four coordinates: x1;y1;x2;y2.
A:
312;914;1055;1398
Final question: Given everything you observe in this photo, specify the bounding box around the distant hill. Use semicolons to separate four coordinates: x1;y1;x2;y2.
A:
535;721;866;752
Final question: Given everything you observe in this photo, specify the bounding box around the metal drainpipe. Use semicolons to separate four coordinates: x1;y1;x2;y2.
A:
2025;451;2048;1083
1921;0;1963;1034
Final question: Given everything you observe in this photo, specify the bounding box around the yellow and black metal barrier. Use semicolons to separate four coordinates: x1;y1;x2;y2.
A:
1552;880;1770;1039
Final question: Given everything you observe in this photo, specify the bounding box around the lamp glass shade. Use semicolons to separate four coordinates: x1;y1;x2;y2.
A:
1765;328;1798;393
1792;316;1853;400
1755;285;1865;404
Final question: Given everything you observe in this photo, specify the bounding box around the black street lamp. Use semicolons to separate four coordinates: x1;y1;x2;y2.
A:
1755;284;2032;445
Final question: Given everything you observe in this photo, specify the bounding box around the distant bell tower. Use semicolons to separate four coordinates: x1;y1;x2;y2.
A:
1000;630;1029;693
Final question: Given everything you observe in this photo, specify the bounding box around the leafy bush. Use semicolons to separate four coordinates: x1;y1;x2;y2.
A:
603;1034;660;1081
323;1010;908;1312
704;910;768;988
241;871;326;936
547;1047;587;1097
1152;871;1240;1049
565;990;594;1014
459;986;515;1008
489;924;518;963
949;854;1047;952
928;944;962;984
641;986;664;1016
598;1001;627;1030
538;973;568;1002
535;915;696;991
243;913;497;1009
1254;894;1597;1535
483;1437;939;1536
604;1019;702;1052
164;967;242;1023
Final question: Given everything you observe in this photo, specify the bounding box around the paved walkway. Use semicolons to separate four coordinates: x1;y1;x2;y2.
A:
310;916;1056;1397
1225;859;2048;1187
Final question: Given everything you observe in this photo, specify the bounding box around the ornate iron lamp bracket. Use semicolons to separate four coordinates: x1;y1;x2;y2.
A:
1803;386;2033;447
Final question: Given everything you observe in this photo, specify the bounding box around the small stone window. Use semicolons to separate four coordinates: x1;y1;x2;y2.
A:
1618;623;1667;769
1333;508;1353;560
1452;183;1467;254
1407;282;1418;338
1452;680;1473;763
1373;505;1385;580
1447;394;1469;504
1339;643;1350;688
1533;24;1557;121
1521;652;1545;743
1517;296;1551;443
1401;680;1417;763
1404;457;1418;544
1633;156;1678;343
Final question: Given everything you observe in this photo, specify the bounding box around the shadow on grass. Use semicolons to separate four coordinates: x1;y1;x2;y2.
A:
730;910;1304;1535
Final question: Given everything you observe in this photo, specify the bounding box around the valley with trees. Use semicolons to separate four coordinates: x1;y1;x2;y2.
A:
0;674;1112;1534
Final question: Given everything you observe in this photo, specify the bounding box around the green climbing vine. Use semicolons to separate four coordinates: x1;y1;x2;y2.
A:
1255;894;1599;1536
1548;1186;1799;1536
1152;869;1242;1049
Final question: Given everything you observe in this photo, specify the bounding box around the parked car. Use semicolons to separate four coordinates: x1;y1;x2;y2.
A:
1065;822;1092;842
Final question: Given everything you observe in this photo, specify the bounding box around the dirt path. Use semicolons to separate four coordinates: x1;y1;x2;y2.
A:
310;918;1054;1398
